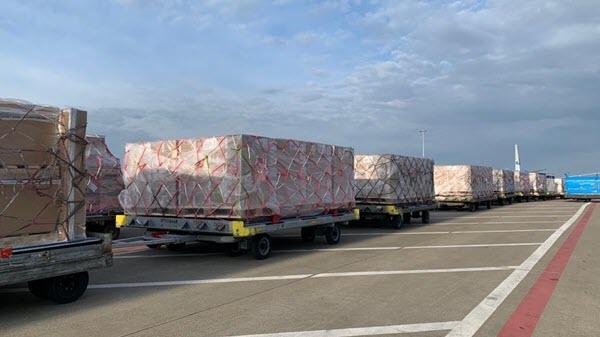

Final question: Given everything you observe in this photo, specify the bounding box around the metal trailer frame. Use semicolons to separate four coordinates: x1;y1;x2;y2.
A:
567;194;600;201
0;233;112;303
354;201;437;229
437;196;496;212
114;210;359;260
494;192;516;205
86;213;123;240
514;191;532;202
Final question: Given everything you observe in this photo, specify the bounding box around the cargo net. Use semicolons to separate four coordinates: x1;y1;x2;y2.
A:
0;99;87;246
514;171;532;194
493;169;515;194
119;134;355;221
354;154;434;204
434;165;495;201
529;173;547;194
85;135;124;216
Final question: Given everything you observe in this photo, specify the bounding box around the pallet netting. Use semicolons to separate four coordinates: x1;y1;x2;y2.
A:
529;172;547;194
119;134;355;220
0;99;87;247
514;171;532;194
434;165;495;201
85;135;124;216
493;169;515;194
354;154;435;204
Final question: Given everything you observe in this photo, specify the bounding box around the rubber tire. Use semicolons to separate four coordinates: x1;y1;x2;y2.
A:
402;213;411;225
390;215;403;229
226;242;245;257
251;235;272;260
301;227;317;242
28;279;50;299
166;243;186;251
46;272;89;304
421;210;430;224
103;222;120;240
486;201;492;209
469;203;477;212
508;198;513;205
325;224;342;245
146;244;162;249
411;211;421;218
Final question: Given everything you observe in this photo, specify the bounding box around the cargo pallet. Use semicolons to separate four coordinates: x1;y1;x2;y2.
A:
114;210;359;260
494;193;515;206
437;197;495;212
354;201;437;229
0;233;112;304
514;192;532;202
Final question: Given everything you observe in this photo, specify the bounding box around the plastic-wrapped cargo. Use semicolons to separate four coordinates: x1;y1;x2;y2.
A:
85;135;124;215
354;154;434;204
554;177;564;195
434;165;494;202
529;172;547;195
0;99;87;248
493;169;515;196
545;175;558;195
514;171;531;195
119;134;355;220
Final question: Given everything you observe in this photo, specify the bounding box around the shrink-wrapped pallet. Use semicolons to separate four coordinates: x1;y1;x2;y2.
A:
514;171;532;194
354;154;434;204
493;169;515;196
554;178;564;195
529;172;547;195
119;135;355;220
0;99;87;248
434;165;494;202
85;135;124;215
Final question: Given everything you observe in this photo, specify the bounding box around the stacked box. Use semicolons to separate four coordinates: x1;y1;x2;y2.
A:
119;134;355;220
493;169;515;196
554;178;564;195
514;171;532;195
354;154;434;204
0;99;87;248
434;165;494;202
85;135;124;215
529;172;547;195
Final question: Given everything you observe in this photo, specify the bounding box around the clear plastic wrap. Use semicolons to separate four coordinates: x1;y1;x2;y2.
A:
119;134;354;220
529;172;547;195
434;165;494;202
493;169;515;195
85;135;124;215
514;171;532;195
0;99;87;248
354;154;434;204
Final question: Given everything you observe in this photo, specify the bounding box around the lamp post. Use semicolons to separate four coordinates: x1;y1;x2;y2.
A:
418;129;427;158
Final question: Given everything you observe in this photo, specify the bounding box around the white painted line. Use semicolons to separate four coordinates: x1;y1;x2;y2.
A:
452;229;555;234
115;252;222;259
226;321;459;337
88;274;313;289
431;221;558;226
403;243;541;249
433;215;571;219
445;203;589;337
313;266;517;278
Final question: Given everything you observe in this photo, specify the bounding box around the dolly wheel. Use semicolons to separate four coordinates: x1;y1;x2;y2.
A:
46;272;89;304
166;243;186;251
252;234;272;260
28;279;51;299
301;227;317;242
146;244;161;249
421;210;431;224
226;242;245;257
486;201;492;209
469;203;478;212
402;213;412;225
325;224;342;245
390;215;403;229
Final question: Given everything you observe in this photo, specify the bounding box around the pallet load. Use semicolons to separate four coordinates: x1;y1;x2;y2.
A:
554;177;565;198
493;169;515;205
85;135;124;238
514;171;532;201
354;154;435;228
529;172;547;200
434;165;495;211
545;175;558;199
1;99;111;304
117;134;356;259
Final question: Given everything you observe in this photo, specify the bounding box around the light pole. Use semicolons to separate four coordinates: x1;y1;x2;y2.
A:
418;129;427;158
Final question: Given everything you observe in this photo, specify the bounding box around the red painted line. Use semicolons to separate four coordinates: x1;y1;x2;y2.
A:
497;203;596;337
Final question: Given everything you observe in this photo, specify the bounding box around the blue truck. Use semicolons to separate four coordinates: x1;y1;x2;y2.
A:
565;173;600;201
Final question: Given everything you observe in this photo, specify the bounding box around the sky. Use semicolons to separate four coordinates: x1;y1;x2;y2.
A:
1;0;599;175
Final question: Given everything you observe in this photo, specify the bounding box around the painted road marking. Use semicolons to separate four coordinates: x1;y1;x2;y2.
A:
497;203;597;337
431;221;559;226
225;321;460;337
312;266;517;278
444;203;589;337
114;243;543;258
433;215;571;219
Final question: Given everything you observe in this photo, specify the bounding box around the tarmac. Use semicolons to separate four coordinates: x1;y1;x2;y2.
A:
1;199;597;337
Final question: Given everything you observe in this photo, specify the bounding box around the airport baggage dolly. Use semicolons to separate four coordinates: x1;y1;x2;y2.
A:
355;202;437;229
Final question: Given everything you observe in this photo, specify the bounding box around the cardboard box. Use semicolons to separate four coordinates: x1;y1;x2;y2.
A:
434;165;494;202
